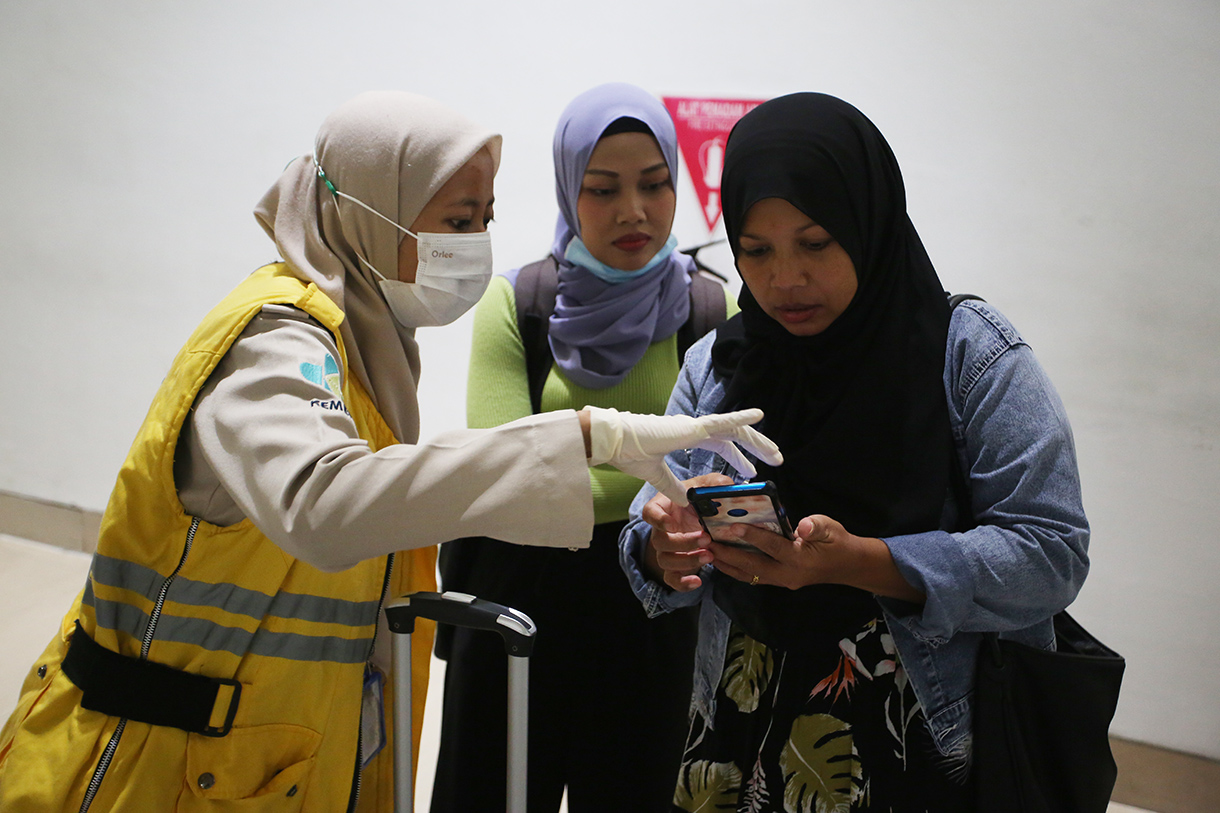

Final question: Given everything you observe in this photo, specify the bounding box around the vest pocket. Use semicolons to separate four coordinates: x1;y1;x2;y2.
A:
177;723;321;812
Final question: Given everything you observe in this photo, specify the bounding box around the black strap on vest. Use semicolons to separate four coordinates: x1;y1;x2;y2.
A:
514;255;728;414
62;620;242;737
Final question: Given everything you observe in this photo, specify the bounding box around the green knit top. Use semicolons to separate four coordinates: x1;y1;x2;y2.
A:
467;274;737;525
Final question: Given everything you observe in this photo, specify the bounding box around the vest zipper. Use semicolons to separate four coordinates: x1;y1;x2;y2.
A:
348;724;363;813
78;517;201;813
367;551;395;662
77;718;127;813
139;517;201;657
348;551;396;813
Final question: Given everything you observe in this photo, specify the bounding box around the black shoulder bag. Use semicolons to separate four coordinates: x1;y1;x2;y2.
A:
973;612;1125;811
947;294;1126;812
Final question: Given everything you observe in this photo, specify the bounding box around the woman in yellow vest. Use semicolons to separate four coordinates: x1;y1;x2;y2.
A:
0;91;779;813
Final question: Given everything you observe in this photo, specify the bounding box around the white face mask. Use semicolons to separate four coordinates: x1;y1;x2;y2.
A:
367;230;493;328
315;157;494;328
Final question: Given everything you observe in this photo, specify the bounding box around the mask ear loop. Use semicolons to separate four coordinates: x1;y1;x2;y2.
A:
313;155;417;282
314;155;340;198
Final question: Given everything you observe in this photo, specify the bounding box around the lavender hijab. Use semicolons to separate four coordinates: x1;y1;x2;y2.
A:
533;83;694;389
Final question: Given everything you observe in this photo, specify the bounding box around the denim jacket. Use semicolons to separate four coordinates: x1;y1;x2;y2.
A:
619;299;1090;761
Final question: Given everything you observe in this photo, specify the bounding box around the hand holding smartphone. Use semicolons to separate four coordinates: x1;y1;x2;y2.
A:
686;481;793;551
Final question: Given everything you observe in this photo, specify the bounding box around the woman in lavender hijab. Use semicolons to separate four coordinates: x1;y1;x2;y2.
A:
431;83;735;812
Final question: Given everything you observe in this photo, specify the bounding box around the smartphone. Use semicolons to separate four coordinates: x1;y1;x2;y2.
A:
687;481;794;549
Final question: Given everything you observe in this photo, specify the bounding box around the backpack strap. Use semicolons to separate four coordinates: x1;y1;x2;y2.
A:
677;270;729;361
514;255;560;415
514;260;730;414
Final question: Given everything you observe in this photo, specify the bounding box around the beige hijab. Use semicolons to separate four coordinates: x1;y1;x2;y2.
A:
254;91;502;443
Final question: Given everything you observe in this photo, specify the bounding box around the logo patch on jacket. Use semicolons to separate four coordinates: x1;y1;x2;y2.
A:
301;354;348;414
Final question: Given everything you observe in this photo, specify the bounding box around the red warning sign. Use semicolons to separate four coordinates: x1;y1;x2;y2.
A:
663;96;765;232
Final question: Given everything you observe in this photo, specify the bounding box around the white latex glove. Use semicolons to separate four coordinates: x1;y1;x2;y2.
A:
585;406;783;506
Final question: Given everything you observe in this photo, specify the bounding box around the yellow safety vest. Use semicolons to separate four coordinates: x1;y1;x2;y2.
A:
0;264;436;812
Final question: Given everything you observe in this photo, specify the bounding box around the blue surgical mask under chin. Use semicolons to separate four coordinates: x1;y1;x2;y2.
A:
564;234;678;284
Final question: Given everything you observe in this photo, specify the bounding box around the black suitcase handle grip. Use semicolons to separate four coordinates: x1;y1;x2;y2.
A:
385;591;537;657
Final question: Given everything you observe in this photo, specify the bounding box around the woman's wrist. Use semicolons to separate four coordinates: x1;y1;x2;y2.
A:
845;535;925;604
577;408;592;458
641;532;666;582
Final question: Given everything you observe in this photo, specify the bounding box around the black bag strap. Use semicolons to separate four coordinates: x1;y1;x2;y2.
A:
61;620;242;737
945;291;984;530
677;271;729;361
515;259;728;414
948;292;984;310
943;293;1100;659
514;255;560;415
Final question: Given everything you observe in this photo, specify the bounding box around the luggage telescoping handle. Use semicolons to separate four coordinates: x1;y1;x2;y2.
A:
384;591;537;813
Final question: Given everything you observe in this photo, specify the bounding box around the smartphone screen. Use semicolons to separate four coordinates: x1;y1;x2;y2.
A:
687;482;793;548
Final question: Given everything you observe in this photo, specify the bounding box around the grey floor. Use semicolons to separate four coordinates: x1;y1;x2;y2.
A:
0;533;1149;812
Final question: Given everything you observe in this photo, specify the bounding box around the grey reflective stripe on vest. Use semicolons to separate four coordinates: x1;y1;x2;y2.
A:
83;554;378;664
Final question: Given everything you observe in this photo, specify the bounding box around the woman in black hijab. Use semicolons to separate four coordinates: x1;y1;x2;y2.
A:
619;93;1090;811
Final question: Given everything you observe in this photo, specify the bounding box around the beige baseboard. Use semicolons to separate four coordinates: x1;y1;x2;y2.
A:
0;490;102;554
1111;735;1220;812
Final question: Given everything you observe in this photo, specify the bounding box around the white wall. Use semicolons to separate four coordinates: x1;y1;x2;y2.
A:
2;0;1217;759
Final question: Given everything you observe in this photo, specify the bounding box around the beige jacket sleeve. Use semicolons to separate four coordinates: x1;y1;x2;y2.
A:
176;305;594;572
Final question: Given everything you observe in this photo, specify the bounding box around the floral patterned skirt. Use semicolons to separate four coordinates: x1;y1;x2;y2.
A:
672;617;973;812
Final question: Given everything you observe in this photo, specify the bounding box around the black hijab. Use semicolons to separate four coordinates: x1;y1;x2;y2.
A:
710;93;955;649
